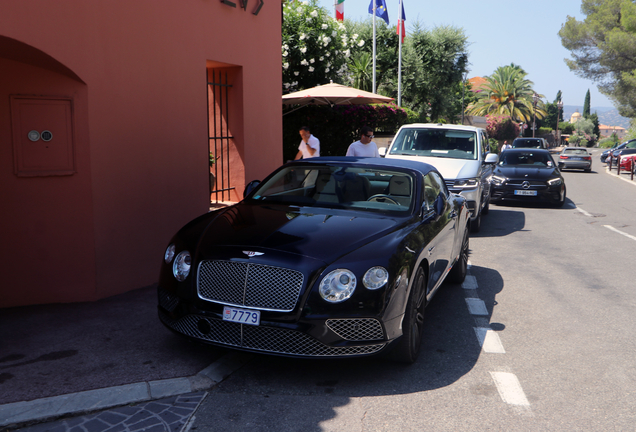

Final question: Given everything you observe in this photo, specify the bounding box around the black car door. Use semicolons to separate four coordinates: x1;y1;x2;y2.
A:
422;172;455;293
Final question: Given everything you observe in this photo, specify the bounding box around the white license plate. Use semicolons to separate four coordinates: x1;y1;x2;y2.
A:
223;306;261;326
571;157;582;160
514;190;537;196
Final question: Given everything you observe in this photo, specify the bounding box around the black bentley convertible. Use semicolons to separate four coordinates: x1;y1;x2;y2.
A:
158;157;470;363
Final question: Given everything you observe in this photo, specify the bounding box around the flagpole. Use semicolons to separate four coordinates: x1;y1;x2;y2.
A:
397;0;402;106
372;1;377;94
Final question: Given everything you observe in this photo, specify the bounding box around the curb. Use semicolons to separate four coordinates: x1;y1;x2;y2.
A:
605;164;636;187
0;351;253;428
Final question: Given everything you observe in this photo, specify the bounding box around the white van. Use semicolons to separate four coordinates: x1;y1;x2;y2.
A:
383;123;498;232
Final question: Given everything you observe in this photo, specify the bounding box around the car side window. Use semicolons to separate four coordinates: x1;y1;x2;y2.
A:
424;172;446;211
480;131;488;158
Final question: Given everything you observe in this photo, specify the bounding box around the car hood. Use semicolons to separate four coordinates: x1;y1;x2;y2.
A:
386;155;479;180
195;203;401;264
494;166;559;180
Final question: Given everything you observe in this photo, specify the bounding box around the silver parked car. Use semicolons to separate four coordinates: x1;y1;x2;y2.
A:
383;124;498;233
558;147;592;172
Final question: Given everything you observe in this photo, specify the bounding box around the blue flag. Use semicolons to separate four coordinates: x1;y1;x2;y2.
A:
368;0;389;25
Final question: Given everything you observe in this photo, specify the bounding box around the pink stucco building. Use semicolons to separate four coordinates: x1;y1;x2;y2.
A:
1;1;282;307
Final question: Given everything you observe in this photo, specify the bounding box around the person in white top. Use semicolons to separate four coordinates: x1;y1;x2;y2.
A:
294;126;320;159
501;140;512;150
346;126;380;157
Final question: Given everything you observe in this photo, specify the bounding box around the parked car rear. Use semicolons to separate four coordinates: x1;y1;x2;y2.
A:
558;147;592;172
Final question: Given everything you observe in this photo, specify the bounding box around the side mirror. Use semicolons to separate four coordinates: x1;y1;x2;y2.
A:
379;147;387;157
243;180;261;198
484;153;499;164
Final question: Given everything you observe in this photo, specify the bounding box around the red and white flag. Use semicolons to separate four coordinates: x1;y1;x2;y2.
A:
396;1;406;43
336;0;345;21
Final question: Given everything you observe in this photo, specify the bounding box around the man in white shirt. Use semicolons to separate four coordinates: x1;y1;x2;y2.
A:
346;126;380;157
295;126;320;159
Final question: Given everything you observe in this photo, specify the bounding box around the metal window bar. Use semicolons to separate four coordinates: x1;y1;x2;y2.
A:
207;70;235;203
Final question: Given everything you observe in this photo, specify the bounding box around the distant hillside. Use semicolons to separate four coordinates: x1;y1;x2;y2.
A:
563;105;631;129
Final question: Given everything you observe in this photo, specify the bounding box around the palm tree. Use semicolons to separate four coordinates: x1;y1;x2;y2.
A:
348;52;373;92
466;65;546;122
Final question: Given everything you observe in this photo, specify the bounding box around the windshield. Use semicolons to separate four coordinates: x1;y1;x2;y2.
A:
249;165;415;214
563;149;588;156
499;151;554;168
512;139;543;148
388;128;477;160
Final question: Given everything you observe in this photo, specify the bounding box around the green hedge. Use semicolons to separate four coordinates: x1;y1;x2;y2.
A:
598;137;618;148
282;104;416;161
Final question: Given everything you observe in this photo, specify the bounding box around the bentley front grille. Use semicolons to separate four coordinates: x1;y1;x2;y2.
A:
159;311;386;357
326;318;384;341
197;260;304;312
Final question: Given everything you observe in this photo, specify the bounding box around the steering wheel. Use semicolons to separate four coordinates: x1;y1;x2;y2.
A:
367;194;399;205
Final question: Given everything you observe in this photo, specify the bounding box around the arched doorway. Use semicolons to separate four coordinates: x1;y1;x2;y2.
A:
0;37;94;307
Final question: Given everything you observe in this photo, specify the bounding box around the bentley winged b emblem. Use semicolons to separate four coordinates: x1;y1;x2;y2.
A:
242;251;264;257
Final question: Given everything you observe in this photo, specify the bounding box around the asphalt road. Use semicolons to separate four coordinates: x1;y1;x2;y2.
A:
189;151;636;431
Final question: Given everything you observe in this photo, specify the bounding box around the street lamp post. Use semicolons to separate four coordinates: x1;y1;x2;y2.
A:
532;92;539;138
556;100;563;147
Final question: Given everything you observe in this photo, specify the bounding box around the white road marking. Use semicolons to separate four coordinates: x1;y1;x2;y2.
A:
463;268;531;409
465;298;489;316
603;225;636;242
474;327;506;353
575;207;594;217
462;274;478;289
574;206;636;242
490;372;530;406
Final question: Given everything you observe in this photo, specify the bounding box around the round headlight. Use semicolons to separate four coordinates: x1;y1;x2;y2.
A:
173;251;192;281
164;244;176;264
363;266;388;290
319;269;357;303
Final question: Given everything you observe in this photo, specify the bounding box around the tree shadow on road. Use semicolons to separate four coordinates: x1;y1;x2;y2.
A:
197;265;505;431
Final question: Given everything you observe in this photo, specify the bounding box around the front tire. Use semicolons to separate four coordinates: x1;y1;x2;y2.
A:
448;226;469;284
481;197;490;215
554;185;567;208
390;267;427;364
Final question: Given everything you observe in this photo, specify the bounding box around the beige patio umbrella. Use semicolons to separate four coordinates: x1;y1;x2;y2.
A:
282;82;394;107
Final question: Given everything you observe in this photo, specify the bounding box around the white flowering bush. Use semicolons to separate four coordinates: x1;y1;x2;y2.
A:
282;0;364;92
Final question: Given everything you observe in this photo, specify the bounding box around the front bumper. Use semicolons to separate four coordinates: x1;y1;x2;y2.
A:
158;286;395;358
560;161;591;170
490;183;562;204
159;309;388;357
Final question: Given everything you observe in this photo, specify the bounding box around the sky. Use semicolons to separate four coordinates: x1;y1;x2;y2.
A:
316;0;613;109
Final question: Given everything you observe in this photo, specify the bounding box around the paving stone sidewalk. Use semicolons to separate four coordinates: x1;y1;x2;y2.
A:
13;392;206;432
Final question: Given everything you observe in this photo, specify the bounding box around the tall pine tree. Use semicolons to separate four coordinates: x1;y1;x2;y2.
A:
583;89;591;117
